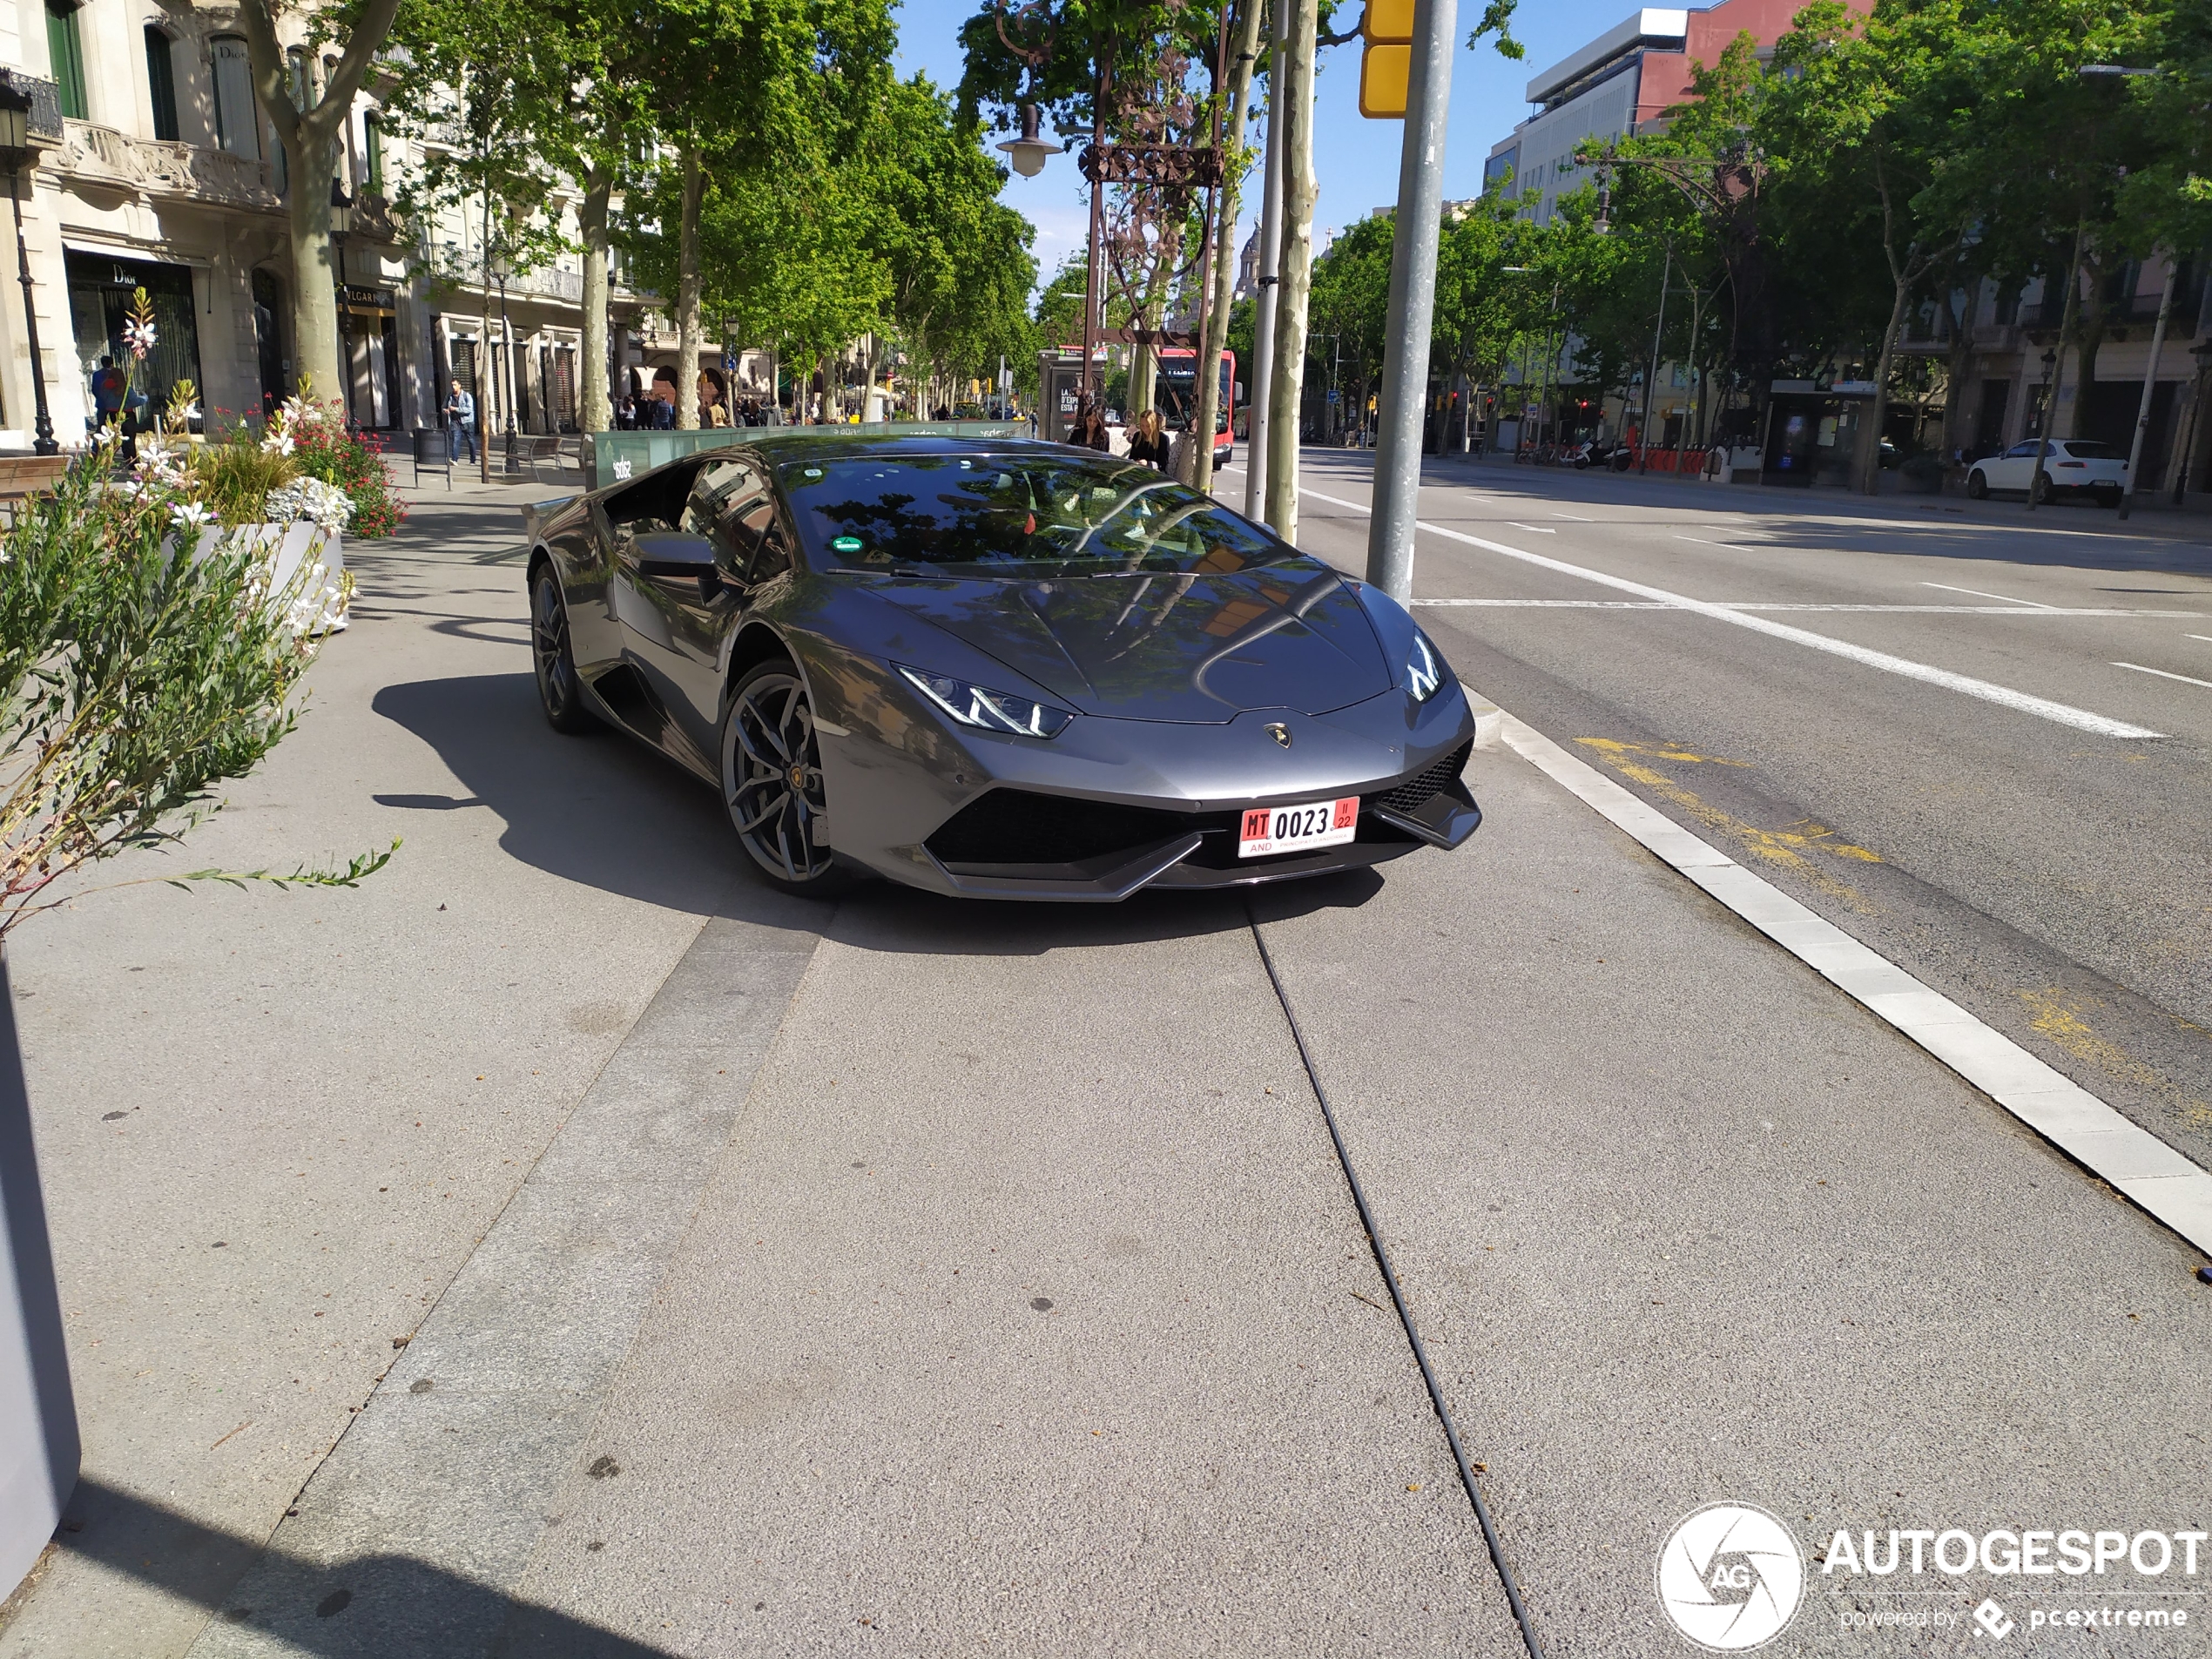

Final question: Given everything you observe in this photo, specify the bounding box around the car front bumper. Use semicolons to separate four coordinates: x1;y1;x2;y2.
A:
814;674;1481;901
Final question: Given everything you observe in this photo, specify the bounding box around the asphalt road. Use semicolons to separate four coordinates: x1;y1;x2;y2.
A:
1263;452;2212;1175
4;457;2209;1659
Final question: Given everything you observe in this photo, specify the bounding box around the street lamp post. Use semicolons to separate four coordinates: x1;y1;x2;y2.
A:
1639;245;1673;474
329;180;354;430
0;82;57;455
494;259;520;475
2174;338;2212;505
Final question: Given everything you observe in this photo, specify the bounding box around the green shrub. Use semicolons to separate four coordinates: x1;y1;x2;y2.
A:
0;425;392;937
275;392;408;538
189;437;300;528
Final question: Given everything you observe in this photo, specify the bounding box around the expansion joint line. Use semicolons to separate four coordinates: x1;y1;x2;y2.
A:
1245;905;1547;1659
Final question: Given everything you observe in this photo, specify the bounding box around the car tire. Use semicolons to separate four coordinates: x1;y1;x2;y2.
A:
2093;485;2123;509
530;568;598;734
2032;470;2052;503
721;658;852;897
1966;469;1988;500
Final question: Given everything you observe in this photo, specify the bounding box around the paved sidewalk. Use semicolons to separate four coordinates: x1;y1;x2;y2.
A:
0;475;723;1656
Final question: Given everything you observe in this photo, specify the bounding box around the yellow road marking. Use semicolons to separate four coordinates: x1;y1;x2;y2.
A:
1575;736;1752;767
2019;988;2212;1128
1571;741;1885;900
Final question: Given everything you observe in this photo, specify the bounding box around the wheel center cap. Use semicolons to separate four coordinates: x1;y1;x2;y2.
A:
788;765;806;789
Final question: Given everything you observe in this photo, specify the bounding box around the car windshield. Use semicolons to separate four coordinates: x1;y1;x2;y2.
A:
779;453;1291;577
2060;442;2117;459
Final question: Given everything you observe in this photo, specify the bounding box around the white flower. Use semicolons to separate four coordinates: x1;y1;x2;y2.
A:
124;318;158;357
264;476;352;529
261;433;296;457
169;502;214;529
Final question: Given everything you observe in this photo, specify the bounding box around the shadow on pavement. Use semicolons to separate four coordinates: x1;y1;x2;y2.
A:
44;1478;680;1658
371;672;754;920
373;673;1396;952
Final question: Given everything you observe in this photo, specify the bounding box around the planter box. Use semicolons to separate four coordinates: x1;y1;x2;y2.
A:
195;522;347;632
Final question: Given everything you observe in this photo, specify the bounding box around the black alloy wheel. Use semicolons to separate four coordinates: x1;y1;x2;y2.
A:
1966;469;1989;500
721;660;847;894
531;569;597;733
2032;470;2053;503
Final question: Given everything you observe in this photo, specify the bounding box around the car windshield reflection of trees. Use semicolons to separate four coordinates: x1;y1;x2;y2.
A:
782;456;1299;579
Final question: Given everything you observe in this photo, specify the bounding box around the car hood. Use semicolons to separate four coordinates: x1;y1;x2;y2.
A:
868;563;1393;723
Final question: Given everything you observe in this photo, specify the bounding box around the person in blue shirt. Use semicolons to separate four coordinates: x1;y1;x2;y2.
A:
90;356;126;432
444;380;477;462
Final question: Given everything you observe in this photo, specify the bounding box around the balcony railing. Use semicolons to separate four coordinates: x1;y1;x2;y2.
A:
51;120;279;212
427;245;615;305
0;71;64;144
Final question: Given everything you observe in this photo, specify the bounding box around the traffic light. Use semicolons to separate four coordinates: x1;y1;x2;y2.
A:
1359;0;1413;118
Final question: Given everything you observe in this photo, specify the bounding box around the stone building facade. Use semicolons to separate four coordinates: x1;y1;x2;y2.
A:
0;0;692;452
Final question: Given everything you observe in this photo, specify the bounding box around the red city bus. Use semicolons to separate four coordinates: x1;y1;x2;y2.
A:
1154;347;1236;465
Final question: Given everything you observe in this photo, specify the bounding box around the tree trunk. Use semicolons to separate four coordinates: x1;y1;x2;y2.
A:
675;144;705;432
282;130;344;407
1861;270;1912;495
2027;221;2086;512
1195;0;1265;495
2071;330;2103;440
1264;0;1317;538
1939;274;1975;464
579;165;614;434
234;0;400;415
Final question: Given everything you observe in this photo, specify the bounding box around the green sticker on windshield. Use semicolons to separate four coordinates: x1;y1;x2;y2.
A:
830;535;864;553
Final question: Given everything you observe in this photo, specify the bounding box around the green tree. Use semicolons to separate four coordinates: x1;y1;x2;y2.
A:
236;0;404;411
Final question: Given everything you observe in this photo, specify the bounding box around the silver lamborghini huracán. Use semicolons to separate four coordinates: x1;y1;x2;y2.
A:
524;434;1481;900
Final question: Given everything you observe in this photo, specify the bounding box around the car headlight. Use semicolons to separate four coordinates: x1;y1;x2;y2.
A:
1406;629;1447;703
897;664;1075;738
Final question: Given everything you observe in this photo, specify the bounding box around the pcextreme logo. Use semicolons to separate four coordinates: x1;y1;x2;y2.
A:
1657;1502;1807;1652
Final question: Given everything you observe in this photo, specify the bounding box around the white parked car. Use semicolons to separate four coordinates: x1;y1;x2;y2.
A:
1966;439;2128;506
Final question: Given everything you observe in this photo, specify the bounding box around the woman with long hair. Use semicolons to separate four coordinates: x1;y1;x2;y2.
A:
1128;408;1168;469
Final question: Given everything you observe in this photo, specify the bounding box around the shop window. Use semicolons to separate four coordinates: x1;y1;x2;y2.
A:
212;37;260;160
45;1;87;121
65;253;204;429
145;26;179;141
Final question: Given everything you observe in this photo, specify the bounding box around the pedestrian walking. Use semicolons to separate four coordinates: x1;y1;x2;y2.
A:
90;355;126;435
444;380;477;462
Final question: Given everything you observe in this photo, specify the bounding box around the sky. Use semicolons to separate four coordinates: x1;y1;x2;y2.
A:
891;0;1641;288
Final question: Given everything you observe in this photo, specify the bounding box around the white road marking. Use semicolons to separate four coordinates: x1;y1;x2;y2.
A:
1304;485;2165;739
1922;581;2057;610
2112;661;2212;691
1507;523;1558;533
2187;634;2212;644
1413;600;2194;616
1485;703;2212;1257
1552;512;1593;520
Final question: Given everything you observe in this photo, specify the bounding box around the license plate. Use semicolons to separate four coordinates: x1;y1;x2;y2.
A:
1238;796;1359;859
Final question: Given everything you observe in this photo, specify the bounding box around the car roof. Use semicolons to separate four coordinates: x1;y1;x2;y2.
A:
718;432;1077;469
